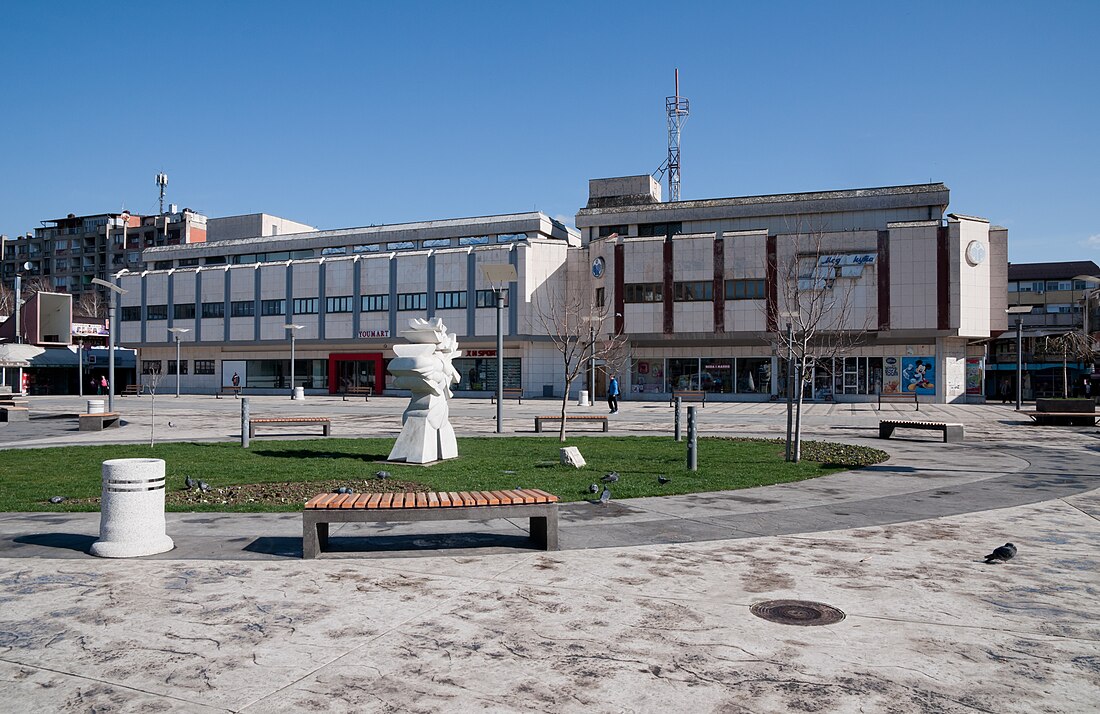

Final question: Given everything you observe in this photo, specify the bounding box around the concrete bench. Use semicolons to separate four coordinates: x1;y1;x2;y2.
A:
534;415;609;432
1022;411;1099;426
340;386;373;401
877;391;919;411
302;488;559;558
1;406;30;423
671;390;706;407
248;417;331;438
79;412;121;431
121;384;144;396
879;419;963;443
490;388;523;404
216;386;243;399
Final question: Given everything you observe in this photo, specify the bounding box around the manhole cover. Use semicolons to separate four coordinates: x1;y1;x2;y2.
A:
750;599;846;626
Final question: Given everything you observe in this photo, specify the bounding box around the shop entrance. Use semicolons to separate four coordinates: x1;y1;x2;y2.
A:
328;353;385;395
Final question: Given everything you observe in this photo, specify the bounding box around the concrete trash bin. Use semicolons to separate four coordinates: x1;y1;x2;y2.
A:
87;399;106;414
293;386;305;400
90;458;174;558
578;390;590;407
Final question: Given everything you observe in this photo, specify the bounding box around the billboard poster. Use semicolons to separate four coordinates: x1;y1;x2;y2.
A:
882;357;901;394
901;356;936;395
965;358;984;395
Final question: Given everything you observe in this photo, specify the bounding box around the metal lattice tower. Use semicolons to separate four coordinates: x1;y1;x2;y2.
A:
665;69;689;202
155;172;168;214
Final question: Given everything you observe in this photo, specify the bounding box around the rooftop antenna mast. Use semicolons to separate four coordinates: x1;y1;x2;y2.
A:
155;172;168;214
665;69;689;202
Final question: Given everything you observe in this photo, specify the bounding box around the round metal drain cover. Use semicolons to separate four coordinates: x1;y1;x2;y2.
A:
750;599;845;626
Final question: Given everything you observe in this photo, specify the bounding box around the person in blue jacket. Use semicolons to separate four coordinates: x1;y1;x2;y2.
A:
608;375;620;414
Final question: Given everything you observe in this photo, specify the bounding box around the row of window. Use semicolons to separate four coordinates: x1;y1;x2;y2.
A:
121;290;511;321
140;360;216;375
623;279;766;303
1009;280;1092;293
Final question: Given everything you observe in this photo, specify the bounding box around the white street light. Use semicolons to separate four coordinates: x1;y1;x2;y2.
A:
91;273;129;413
167;327;190;397
284;324;304;399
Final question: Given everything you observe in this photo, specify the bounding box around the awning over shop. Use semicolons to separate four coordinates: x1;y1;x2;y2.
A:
0;344;135;369
0;343;39;368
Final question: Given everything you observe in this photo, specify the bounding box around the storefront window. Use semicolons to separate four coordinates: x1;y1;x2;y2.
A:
701;359;733;393
452;357;521;391
668;358;702;390
736;358;771;394
244;359;328;389
631;359;664;393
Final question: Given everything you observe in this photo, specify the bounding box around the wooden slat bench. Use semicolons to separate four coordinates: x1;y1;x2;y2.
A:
877;391;919;411
2;406;30;423
1022;411;1099;426
534;415;609;432
216;386;243;399
248;417;331;438
302;488;560;558
340;385;373;401
879;419;963;443
490;388;523;404
121;384;144;396
79;412;121;431
671;390;706;407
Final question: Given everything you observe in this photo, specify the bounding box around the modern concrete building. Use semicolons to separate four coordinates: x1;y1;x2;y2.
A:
206;213;316;242
113;177;1007;404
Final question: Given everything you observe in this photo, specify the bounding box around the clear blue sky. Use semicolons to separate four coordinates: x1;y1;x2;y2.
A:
2;1;1097;265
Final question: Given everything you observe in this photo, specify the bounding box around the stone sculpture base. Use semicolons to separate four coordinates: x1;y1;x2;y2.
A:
388;393;458;464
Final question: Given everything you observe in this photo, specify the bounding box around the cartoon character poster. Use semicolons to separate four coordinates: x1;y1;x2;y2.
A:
901;357;936;395
882;357;901;394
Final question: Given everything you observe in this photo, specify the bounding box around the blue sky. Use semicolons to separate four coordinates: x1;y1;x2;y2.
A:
2;1;1097;264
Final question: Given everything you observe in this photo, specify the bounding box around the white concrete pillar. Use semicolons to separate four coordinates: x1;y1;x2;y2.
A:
90;458;174;558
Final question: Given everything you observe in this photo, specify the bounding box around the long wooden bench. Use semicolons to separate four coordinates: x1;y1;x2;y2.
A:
215;386;243;399
79;412;121;431
1022;411;1099;426
302;488;559;558
121;384;144;396
879;419;963;443
534;415;609;433
340;385;373;401
490;388;523;404
248;417;331;438
671;390;706;407
1;406;30;423
877;391;919;411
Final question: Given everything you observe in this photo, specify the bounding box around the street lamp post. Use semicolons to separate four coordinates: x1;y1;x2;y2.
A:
91;274;128;414
1006;305;1033;411
480;263;517;434
167;327;190;397
778;312;798;462
284;324;304;399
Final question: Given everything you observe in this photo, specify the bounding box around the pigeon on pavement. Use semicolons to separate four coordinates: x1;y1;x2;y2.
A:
984;543;1017;563
601;472;620;483
657;475;670;485
185;476;197;490
167;421;175;428
599;486;611;505
588;483;599;493
48;496;66;504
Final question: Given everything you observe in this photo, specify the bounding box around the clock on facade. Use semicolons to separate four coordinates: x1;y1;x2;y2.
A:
591;256;606;278
965;240;986;266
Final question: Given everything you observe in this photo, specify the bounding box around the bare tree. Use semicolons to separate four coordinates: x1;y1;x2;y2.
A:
768;224;873;462
1038;332;1096;398
0;282;13;317
602;338;632;392
531;284;627;442
74;291;108;318
145;363;164;447
21;276;55;294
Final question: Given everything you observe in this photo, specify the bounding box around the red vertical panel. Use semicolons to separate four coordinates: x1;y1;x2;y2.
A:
877;230;890;331
713;237;725;332
937;227;950;331
765;235;778;332
613;243;625;335
663;240;674;334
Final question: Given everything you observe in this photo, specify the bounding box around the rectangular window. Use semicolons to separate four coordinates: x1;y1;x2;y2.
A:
598;225;627;238
387;241;416;251
178;258;199;267
194;360;216;375
435;291;466;310
147;304;168;321
459;236;489;246
422;238;452;248
725;279;766;300
154;260;172;270
361;294;389;312
353;244;381;253
623;282;663;303
397;292;427;311
121;306;142;321
638;222;682;238
231;300;255;317
167;360;188;376
320;247;347;256
496;233;526;243
1007;281;1018;293
204;256;227;265
674;281;713;301
201;302;225;319
142;360;162;375
261;299;285;316
326;296;353;313
596;287;606;307
173;303;196;319
292;297;318;315
475;289;508;307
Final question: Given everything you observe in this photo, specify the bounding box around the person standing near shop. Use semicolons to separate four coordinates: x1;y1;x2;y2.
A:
608;374;620;414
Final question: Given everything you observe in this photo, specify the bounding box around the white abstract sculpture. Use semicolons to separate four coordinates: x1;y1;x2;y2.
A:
387;318;461;464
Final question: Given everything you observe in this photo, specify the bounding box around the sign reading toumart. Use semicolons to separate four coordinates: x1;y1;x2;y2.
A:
358;330;390;338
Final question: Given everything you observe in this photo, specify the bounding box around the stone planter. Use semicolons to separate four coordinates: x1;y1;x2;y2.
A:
1036;398;1096;414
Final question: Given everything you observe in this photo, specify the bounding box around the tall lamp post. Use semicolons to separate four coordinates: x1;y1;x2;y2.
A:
1006;305;1032;411
284;324;304;399
778;312;798;462
167;327;190;397
91;274;128;414
480;263;517;434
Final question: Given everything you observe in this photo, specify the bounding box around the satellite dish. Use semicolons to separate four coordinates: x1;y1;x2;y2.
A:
22;261;32;271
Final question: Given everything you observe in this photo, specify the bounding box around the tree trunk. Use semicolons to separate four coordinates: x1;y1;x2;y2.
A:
1063;351;1069;398
792;357;805;463
558;378;572;442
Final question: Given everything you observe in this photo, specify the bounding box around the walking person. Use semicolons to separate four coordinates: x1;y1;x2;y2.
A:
999;378;1010;404
608;374;620;414
100;375;109;395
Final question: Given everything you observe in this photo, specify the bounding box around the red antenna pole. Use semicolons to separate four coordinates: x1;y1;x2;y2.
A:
675;68;679;98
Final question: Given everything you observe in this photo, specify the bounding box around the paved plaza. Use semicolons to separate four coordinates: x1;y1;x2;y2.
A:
1;395;1099;711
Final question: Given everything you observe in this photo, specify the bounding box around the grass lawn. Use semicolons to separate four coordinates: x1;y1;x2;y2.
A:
1;437;887;512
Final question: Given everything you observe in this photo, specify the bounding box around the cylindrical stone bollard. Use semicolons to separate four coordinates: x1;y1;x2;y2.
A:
87;399;106;414
686;406;698;472
241;397;250;448
674;397;682;442
90;458;174;558
579;390;590;407
293;386;305;401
